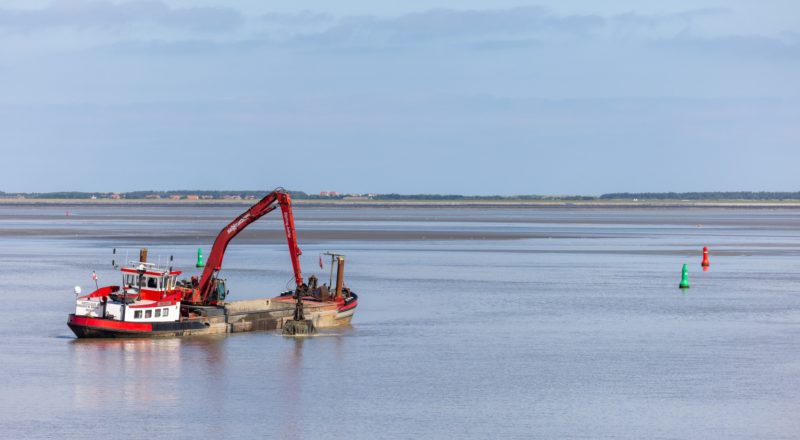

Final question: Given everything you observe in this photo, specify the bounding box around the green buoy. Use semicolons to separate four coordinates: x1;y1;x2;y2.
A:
196;248;205;268
679;263;690;289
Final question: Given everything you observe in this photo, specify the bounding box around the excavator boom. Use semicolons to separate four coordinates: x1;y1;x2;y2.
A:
184;189;303;305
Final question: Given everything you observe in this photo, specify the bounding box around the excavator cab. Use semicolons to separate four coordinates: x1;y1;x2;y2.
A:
208;278;228;303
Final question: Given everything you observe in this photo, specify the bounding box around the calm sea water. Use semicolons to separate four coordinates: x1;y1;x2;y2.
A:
2;204;800;439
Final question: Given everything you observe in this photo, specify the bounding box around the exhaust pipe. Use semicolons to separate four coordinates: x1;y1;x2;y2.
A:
335;255;345;300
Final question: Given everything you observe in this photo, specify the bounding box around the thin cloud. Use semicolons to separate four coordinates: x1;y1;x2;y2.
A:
265;6;734;51
261;11;335;27
653;34;800;59
10;3;790;63
289;6;606;48
608;8;728;38
0;0;243;34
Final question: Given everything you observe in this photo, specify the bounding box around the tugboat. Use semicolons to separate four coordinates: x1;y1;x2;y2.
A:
67;189;358;338
68;258;202;337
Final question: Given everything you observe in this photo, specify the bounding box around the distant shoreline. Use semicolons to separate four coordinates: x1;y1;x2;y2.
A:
3;198;800;208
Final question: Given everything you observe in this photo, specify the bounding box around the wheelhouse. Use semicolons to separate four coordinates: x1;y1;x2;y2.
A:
120;262;181;300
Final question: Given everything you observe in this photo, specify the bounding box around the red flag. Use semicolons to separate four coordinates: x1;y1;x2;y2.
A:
92;271;98;281
319;255;323;270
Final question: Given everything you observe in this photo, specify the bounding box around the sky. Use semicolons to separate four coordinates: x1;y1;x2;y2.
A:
0;0;797;195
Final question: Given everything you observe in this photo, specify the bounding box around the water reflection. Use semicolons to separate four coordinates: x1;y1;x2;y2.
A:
274;332;350;440
279;337;306;440
69;337;226;411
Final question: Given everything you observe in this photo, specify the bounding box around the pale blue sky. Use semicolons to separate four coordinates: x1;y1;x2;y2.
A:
0;1;797;195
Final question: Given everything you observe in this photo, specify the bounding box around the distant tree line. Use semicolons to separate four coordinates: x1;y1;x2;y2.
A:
374;193;496;200
372;194;596;201
123;190;311;199
0;190;310;200
2;190;800;201
599;192;800;200
0;191;96;199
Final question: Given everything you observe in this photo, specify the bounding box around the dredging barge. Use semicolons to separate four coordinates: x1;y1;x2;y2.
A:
67;189;358;338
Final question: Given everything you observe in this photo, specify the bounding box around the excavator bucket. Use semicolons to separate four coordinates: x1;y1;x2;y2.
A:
282;319;316;336
282;289;317;336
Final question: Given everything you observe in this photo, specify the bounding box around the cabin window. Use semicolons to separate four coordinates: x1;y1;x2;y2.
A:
145;310;152;318
147;277;158;289
155;309;161;318
124;274;136;286
134;310;142;319
162;308;169;317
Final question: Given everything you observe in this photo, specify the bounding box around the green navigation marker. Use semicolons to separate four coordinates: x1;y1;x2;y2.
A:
679;263;690;289
196;248;205;268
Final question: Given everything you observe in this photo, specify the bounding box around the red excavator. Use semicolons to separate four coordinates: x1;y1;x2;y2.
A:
180;188;305;306
67;188;358;338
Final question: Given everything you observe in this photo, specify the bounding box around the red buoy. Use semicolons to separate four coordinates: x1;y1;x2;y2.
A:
701;246;710;267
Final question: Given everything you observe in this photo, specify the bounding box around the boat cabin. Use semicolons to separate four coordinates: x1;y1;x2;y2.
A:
120;262;181;301
74;261;183;323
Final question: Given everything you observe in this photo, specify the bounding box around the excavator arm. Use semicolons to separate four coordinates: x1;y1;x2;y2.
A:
184;189;304;305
